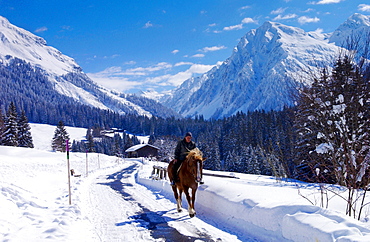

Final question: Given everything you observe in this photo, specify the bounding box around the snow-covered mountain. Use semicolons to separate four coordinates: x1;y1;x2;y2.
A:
329;13;370;46
162;13;370;119
0;16;177;118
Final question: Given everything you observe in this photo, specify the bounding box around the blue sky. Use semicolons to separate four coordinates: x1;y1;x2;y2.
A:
0;0;369;94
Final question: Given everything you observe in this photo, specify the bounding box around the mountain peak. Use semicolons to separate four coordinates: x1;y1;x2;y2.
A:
329;13;370;45
164;17;339;119
348;13;370;26
259;21;305;36
0;15;79;75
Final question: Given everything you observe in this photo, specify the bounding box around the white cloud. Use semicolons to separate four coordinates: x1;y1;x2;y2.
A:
172;49;179;54
61;25;72;31
241;18;256;24
87;62;217;93
87;73;141;92
298;16;320;24
124;60;136;65
174;62;193;67
358;4;370;12
86;62;173;92
35;26;48;33
191;54;205;58
223;24;243;31
90;62;172;78
312;0;343;4
127;62;172;73
143;21;153;28
187;63;215;73
271;7;287;15
303;8;315;13
240;6;250;10
313;28;324;34
199;45;227;52
145;74;172;84
91;66;145;77
166;63;215;86
223;17;256;31
103;54;120;59
273;14;298;21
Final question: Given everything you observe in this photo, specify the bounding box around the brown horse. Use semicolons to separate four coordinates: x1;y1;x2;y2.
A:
167;148;206;218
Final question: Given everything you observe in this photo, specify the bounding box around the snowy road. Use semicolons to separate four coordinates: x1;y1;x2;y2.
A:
81;160;245;241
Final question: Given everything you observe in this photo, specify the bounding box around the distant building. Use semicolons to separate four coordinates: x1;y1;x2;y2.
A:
125;144;159;158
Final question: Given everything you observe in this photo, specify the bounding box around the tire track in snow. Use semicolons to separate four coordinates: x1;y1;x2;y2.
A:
82;163;155;241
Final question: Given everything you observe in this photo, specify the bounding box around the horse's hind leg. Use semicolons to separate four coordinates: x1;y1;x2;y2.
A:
176;187;183;213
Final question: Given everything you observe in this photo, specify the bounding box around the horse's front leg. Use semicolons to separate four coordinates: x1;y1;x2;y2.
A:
184;187;196;218
190;187;198;217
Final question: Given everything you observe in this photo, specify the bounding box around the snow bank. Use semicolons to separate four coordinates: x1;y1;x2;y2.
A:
137;162;370;242
0;144;122;241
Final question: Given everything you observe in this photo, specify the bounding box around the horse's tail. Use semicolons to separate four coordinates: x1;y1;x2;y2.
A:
167;160;175;181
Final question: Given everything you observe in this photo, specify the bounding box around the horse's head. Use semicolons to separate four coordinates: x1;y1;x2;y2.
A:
186;148;206;166
185;148;206;182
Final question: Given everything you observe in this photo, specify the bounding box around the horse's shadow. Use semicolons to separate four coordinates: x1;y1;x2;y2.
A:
115;209;203;241
116;208;190;228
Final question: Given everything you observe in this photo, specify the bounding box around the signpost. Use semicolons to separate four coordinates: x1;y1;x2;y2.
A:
66;139;71;205
85;149;88;177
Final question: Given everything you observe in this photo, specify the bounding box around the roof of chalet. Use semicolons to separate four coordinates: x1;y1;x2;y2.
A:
125;144;160;152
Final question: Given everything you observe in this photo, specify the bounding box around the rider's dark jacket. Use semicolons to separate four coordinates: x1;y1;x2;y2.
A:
174;138;196;162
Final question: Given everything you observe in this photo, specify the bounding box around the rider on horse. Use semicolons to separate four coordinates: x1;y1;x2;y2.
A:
170;132;197;186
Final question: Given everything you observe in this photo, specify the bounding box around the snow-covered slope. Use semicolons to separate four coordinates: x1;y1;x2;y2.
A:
0;16;176;118
0;16;79;75
163;13;369;119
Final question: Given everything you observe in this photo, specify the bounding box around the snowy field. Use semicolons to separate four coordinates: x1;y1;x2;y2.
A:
1;123;370;241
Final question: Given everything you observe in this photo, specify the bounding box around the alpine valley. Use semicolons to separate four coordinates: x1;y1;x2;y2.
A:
1;14;370;121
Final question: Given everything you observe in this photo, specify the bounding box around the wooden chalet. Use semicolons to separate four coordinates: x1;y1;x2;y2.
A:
125;144;159;158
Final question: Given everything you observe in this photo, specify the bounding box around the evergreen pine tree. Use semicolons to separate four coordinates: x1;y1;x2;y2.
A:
0;109;5;145
294;56;370;187
18;110;34;148
51;121;70;152
113;133;122;156
3;102;19;147
148;134;155;145
86;128;95;152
